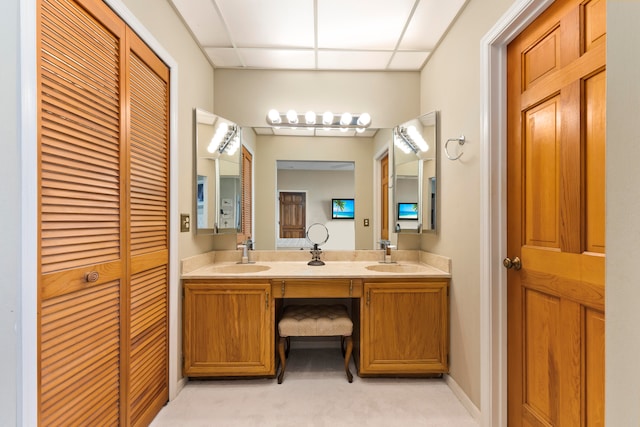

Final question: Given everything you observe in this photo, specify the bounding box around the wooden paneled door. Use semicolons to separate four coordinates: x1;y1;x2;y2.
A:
506;0;606;425
279;192;306;238
38;0;169;425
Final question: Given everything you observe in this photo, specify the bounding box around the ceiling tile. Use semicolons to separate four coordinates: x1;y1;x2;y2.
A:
273;128;315;136
239;48;315;69
216;0;315;48
253;127;274;135
388;51;430;70
317;50;392;70
205;48;244;67
315;128;356;137
317;0;415;50
171;0;231;46
399;0;467;50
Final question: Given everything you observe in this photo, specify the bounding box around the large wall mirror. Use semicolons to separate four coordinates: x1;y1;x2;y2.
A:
276;160;355;250
393;111;439;234
193;108;242;235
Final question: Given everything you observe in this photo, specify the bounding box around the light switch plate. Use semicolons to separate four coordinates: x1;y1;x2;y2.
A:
180;213;190;232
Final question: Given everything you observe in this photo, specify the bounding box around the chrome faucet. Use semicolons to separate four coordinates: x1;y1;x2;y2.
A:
237;238;255;264
379;240;396;264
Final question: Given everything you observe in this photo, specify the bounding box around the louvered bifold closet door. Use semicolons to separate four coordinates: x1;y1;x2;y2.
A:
126;29;170;427
38;0;126;425
239;146;252;243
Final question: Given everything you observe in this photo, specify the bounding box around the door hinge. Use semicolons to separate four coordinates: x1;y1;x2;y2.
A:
266;292;269;309
366;289;370;306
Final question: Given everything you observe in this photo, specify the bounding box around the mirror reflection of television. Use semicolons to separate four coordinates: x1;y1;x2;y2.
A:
397;202;418;220
332;198;355;219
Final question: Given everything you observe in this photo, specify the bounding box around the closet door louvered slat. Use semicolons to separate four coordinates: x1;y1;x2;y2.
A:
126;30;169;427
38;0;125;425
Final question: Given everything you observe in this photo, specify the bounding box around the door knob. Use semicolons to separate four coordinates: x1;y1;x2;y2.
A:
503;256;521;271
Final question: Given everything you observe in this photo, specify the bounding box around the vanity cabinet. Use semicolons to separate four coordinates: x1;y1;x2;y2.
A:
359;279;449;376
183;279;275;377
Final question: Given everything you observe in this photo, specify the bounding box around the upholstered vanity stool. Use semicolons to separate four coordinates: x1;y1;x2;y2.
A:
277;304;354;384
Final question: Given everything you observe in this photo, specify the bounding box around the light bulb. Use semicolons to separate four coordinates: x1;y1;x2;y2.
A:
267;109;281;124
286;110;298;124
340;112;352;126
322;111;334;125
357;113;371;127
305;111;316;125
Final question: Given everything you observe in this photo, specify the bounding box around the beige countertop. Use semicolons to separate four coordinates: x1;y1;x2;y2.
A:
181;250;451;280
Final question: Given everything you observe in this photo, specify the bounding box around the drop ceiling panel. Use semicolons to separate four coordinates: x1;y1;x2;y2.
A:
239;48;315;69
399;0;467;50
317;0;415;50
216;0;315;48
317;50;391;70
172;0;231;46
273;128;315;136
170;0;468;70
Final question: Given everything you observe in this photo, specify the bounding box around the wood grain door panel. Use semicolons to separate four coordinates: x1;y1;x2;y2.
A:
279;191;306;238
507;0;606;425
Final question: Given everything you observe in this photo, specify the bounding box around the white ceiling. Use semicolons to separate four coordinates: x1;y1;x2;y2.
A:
170;0;467;71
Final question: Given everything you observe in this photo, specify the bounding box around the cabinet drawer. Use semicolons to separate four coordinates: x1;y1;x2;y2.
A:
272;279;362;298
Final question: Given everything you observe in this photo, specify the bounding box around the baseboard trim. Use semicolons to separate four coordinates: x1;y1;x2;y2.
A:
172;377;188;401
445;374;481;423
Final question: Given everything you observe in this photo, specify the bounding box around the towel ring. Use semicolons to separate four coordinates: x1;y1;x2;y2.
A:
444;135;466;161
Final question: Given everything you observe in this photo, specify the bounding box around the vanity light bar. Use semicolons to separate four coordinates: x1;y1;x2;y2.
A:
266;109;371;129
396;126;429;153
207;123;239;156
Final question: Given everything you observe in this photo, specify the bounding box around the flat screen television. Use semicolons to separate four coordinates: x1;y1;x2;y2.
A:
332;198;355;219
397;202;419;220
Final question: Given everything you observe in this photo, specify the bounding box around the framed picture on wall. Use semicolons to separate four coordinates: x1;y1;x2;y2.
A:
397;202;418;220
332;198;355;219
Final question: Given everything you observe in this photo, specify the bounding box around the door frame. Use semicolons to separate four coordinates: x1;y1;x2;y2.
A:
479;1;554;426
373;144;390;249
20;0;181;422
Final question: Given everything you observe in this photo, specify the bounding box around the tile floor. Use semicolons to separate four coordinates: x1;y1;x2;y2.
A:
151;347;478;427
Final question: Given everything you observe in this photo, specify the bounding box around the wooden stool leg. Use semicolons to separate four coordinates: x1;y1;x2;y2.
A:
277;336;287;384
344;335;353;383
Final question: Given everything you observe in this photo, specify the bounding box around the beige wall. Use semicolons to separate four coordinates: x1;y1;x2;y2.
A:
2;0;19;423
213;69;420;129
418;0;515;409
255;135;374;250
606;1;640;424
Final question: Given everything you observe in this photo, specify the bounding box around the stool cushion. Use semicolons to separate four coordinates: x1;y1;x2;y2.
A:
278;304;353;337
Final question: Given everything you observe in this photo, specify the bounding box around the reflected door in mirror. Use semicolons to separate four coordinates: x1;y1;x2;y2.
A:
279;192;306;238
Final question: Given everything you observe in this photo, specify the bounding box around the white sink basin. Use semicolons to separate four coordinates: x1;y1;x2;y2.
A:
212;264;271;274
365;264;429;273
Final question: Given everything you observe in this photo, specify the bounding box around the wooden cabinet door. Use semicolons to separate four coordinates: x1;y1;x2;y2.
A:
506;0;606;425
360;280;449;375
183;281;275;377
